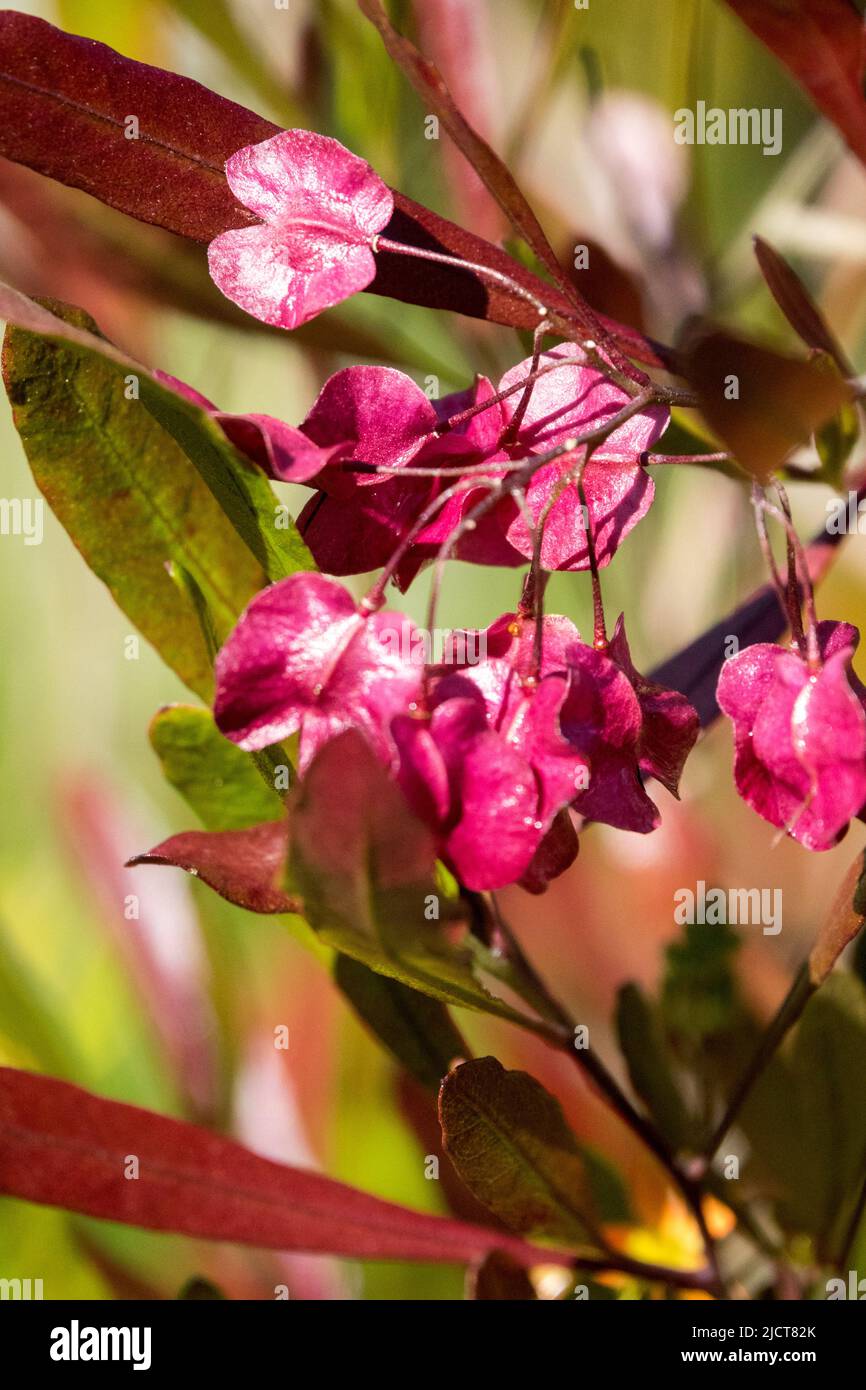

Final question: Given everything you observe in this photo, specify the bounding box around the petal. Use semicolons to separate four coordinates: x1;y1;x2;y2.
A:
223;130;393;237
213;573;421;769
302;365;438;492
208;222;380;331
446;731;543;890
608;615;698;795
504;453;654;570
518;810;580;894
499;343;668;455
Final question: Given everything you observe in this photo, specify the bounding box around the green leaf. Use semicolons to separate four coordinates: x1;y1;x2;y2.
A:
334;955;467;1092
815;401;860;488
741;973;866;1254
661;920;743;1045
615;984;693;1151
439;1057;619;1250
1;304;268;701
149;705;285;832
0;284;313;586
288;732;540;1029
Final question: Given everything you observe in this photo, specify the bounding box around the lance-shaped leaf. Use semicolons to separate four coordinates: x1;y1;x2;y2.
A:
809;849;866;986
615;984;693;1152
1;305;267;701
439;1057;623;1249
0;284;312;582
334;955;468;1092
723;1;866;167
0;11;660;358
0;1066;556;1267
149;706;285;833
357;0;649;375
128;820;296;915
679;324;853;483
753;236;852;372
288;732;540;1028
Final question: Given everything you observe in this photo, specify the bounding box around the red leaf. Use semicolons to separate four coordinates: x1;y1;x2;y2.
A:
723;1;866;165
0;1067;556;1266
753;235;851;371
128;820;298;914
0;11;661;361
0;10;270;242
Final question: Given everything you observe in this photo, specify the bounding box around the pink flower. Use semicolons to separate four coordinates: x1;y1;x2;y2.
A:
447;609;698;835
208;130;394;330
213;573;421;772
292;345;668;584
392;689;556;891
716;621;866;851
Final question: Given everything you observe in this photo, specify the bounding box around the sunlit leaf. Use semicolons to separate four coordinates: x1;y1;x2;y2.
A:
128;821;296;915
0;1066;555;1266
1;303;268;701
288;733;540;1027
149;705;285;833
680;324;853;483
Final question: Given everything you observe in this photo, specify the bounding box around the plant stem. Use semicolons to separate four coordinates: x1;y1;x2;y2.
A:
480;893;726;1294
703;963;815;1162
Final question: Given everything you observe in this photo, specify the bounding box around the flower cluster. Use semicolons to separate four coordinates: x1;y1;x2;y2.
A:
198;126;864;884
213;574;698;891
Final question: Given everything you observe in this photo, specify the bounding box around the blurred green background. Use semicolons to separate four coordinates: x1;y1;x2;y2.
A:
2;0;866;1298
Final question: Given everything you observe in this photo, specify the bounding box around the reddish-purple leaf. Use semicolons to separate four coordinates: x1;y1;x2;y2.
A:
0;1067;557;1266
128;820;298;914
753;235;852;372
723;1;866;166
0;11;662;360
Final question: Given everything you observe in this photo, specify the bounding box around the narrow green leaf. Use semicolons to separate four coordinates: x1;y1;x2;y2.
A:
149;705;285;832
439;1057;616;1250
1;305;267;700
615;984;693;1151
334;955;467;1091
